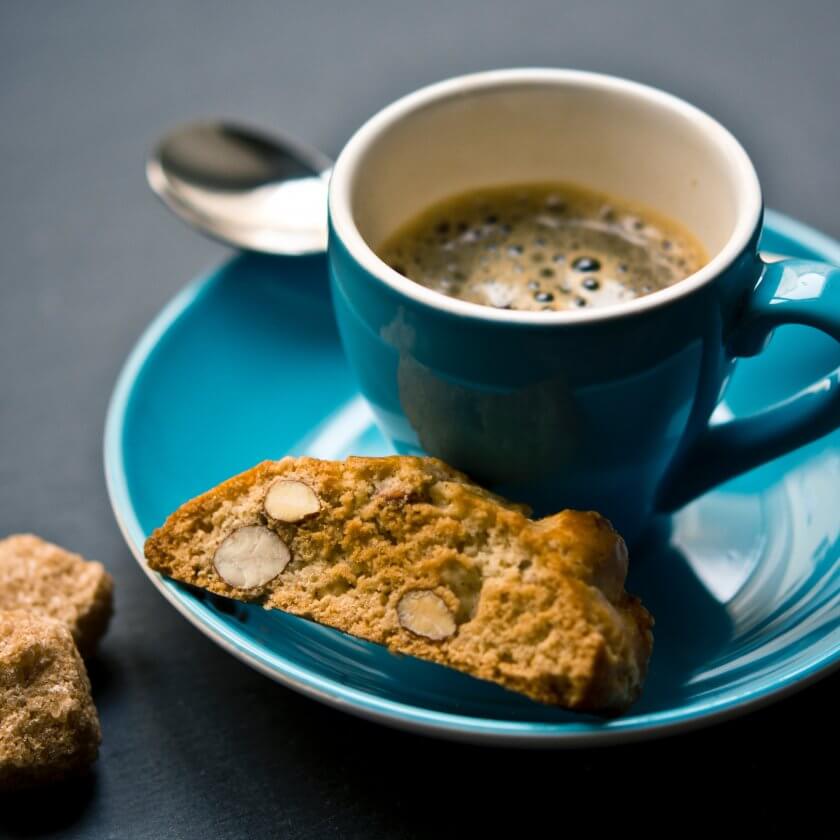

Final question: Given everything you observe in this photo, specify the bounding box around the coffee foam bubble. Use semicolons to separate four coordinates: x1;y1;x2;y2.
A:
379;182;707;312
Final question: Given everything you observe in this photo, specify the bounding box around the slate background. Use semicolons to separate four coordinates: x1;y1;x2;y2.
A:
1;1;837;836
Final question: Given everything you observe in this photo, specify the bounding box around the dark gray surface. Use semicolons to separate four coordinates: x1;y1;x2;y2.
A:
0;1;837;835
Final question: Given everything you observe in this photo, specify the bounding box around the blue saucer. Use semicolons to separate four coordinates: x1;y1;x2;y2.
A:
105;210;840;746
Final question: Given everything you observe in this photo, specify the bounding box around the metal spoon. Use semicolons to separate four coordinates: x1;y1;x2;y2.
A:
147;121;332;255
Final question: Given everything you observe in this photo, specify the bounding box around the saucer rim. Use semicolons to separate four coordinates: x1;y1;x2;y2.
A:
104;208;840;746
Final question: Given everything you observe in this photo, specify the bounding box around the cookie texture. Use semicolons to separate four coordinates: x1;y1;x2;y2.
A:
145;456;653;714
0;534;114;658
0;611;101;791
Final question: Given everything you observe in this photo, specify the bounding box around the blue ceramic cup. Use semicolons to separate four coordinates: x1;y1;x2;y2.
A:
327;69;840;544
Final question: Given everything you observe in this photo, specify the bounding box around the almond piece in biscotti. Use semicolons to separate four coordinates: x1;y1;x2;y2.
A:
397;590;456;640
212;526;290;589
264;480;321;523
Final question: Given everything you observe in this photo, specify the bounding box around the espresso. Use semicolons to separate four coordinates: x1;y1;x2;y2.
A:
377;182;708;311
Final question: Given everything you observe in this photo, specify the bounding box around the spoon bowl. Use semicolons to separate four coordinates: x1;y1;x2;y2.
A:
147;121;332;254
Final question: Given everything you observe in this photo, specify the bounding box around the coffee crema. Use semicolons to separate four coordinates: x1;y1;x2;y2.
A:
377;182;708;311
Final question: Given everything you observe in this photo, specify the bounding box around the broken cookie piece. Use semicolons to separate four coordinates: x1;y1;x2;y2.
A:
0;611;101;791
145;455;653;714
0;534;114;658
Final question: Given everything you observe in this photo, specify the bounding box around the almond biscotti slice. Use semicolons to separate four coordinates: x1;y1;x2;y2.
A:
145;456;653;714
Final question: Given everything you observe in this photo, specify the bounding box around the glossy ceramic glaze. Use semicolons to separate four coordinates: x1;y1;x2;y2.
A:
105;211;840;746
327;71;840;544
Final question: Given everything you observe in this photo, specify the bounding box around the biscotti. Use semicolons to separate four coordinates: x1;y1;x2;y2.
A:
0;611;101;790
0;534;114;658
145;455;653;714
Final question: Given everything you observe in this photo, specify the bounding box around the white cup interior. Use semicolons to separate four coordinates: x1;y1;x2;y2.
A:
330;70;762;321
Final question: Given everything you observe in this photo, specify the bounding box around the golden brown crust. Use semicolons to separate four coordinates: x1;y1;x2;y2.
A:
0;534;114;658
145;456;653;714
0;611;101;791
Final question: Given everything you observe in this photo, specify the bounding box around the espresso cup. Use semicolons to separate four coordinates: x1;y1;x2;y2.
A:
327;69;840;544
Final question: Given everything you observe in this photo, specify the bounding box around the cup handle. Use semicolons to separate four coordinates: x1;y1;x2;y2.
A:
656;257;840;512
